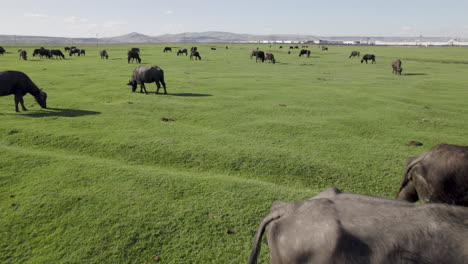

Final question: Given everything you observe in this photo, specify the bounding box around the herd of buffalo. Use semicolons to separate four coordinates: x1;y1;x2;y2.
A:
1;43;464;263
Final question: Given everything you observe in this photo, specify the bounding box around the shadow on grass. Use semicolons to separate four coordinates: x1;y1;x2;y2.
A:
20;108;101;118
169;93;213;97
403;73;427;76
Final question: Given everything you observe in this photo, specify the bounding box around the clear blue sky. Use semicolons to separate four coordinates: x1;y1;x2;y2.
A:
2;0;467;38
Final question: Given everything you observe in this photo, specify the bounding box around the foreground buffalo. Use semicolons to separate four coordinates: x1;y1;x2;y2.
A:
361;54;376;64
0;71;47;112
298;49;310;57
392;58;403;74
100;50;109;59
396;144;468;206
127;66;166;94
349;50;360;58
249;187;468;264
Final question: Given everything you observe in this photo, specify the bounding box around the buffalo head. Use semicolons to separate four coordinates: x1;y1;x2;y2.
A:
35;90;47;108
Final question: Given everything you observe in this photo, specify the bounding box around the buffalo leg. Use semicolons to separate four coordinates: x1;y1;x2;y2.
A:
14;94;27;112
140;84;147;94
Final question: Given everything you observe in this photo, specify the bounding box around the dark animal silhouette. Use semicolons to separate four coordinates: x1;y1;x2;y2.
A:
64;47;71;52
250;50;258;59
0;71;47;112
127;50;141;63
265;53;275;64
69;48;81;56
99;50;109;59
50;50;65;59
163;47;172;52
70;46;77;49
79;49;86;56
131;48;140;53
127;66;166;94
177;48;188;56
249;187;468;264
190;47;197;52
298;49;310;58
349;51;360;58
190;51;201;60
211;47;216;50
256;51;265;62
289;46;294;49
361;54;376;64
396;144;468;206
392;58;403;74
18;49;27;60
321;46;328;51
0;47;5;55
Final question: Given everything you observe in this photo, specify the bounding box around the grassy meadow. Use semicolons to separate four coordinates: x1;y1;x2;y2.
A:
1;43;468;263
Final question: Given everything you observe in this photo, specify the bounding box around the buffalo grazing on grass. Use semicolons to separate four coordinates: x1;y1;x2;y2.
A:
396;144;468;206
163;47;172;52
127;66;167;94
51;50;65;59
392;58;403;74
79;49;86;56
18;49;27;60
127;50;141;63
0;71;47;112
0;47;5;55
190;50;201;60
33;48;52;59
69;48;81;56
321;46;328;51
298;49;310;58
256;51;265;63
64;47;71;51
249;186;468;264
265;53;275;64
349;50;360;58
211;47;217;50
361;54;376;64
100;50;109;59
177;48;188;56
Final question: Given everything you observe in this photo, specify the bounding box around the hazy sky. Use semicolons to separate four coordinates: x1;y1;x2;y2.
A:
2;0;467;38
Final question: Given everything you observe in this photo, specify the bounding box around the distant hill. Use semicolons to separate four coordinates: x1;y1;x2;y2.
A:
0;31;460;44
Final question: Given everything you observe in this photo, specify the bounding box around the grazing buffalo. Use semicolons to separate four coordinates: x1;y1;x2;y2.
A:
50;50;65;59
249;187;468;264
211;47;216;50
361;54;376;64
0;46;5;55
190;46;197;52
64;47;71;52
289;46;294;49
321;46;328;51
250;50;258;59
256;51;265;63
298;49;310;58
0;71;47;112
349;50;360;58
69;48;81;56
396;144;468;206
131;48;140;53
265;53;275;64
127;50;141;63
163;47;172;52
18;49;27;60
392;58;403;74
177;48;188;56
37;49;52;59
190;51;201;60
127;65;167;94
100;49;109;59
79;49;86;56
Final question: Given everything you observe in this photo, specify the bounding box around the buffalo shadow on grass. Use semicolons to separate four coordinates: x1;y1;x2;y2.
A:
403;73;427;76
168;93;213;97
19;108;101;117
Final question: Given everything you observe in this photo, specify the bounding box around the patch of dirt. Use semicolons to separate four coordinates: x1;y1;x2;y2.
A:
407;141;423;146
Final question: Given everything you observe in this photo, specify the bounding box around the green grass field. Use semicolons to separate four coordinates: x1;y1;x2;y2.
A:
1;43;468;263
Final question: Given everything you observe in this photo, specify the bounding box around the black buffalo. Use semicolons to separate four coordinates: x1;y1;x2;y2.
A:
211;47;216;50
396;144;468;206
131;48;140;53
361;54;376;64
0;71;47;112
64;47;71;51
249;187;468;264
51;50;65;59
0;46;5;55
100;50;109;59
265;53;276;64
256;51;265;63
79;49;86;56
127;50;141;63
177;48;188;56
298;49;310;58
163;47;172;53
69;48;81;56
190;51;201;60
392;58;403;74
127;65;167;94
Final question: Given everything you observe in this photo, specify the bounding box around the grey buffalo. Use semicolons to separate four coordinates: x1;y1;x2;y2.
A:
265;53;276;64
127;50;141;63
392;58;403;74
18;49;27;60
250;50;258;59
190;51;201;60
349;50;360;58
249;187;468;264
127;66;167;94
361;54;376;64
0;71;47;112
396;143;468;206
100;50;109;59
